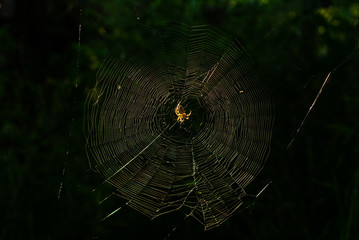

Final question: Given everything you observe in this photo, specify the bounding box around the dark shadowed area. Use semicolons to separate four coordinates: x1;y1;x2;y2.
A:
1;0;358;239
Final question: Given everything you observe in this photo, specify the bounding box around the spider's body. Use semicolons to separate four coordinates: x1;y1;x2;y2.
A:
175;103;191;123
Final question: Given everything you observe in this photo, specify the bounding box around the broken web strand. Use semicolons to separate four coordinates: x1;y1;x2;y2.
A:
287;72;332;149
286;46;359;150
58;7;83;200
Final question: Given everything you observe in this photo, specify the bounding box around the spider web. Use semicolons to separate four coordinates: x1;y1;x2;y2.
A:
84;22;274;230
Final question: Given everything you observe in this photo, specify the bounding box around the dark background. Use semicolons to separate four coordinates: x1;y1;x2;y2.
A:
1;0;358;239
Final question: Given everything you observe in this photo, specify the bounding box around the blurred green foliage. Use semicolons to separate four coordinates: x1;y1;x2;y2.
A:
0;0;358;239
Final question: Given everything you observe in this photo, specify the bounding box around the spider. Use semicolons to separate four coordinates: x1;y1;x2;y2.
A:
175;102;191;123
